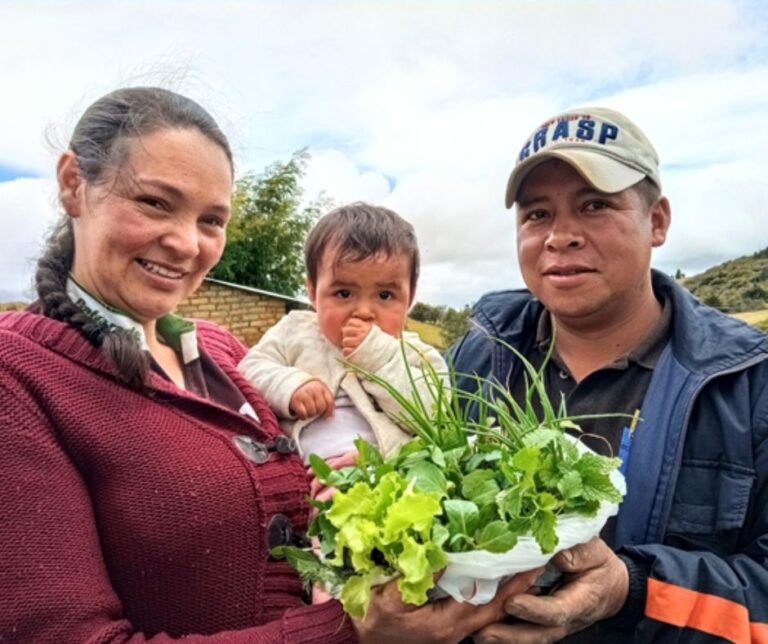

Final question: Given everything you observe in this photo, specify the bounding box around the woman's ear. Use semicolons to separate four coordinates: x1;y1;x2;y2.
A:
57;151;83;217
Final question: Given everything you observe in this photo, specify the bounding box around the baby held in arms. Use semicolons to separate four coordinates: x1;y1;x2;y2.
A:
238;203;447;462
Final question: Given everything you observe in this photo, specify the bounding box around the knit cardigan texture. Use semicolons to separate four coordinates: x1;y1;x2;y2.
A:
0;311;357;643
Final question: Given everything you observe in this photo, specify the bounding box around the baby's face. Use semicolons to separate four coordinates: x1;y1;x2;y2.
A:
307;246;413;350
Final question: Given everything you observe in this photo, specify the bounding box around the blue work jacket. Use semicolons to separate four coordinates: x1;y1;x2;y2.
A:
450;270;768;642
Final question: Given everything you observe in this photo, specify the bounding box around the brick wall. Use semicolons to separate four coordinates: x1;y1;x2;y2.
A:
0;282;304;348
176;281;307;347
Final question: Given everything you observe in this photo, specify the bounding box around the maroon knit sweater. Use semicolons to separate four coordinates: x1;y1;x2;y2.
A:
0;311;357;643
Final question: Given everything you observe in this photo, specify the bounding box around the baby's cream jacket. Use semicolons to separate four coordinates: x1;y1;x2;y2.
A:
237;310;448;458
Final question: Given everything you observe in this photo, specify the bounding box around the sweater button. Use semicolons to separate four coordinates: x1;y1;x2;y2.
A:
233;435;269;464
267;514;294;551
274;435;298;454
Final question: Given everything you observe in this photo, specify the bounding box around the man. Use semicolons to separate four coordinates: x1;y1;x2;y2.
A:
451;107;768;642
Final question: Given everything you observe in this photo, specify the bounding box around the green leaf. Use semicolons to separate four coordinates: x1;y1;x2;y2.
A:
308;453;333;484
569;498;600;517
522;428;562;448
326;482;377;527
576;452;621;476
531;510;558;554
444;499;480;538
512;446;541;476
397;535;430;583
340;573;373;619
536;491;559;512
497;484;523;519
536;451;562;488
370;471;407;520
397;573;435;607
355;437;384;470
507;516;532;538
307;511;338;555
557;470;583;500
461;469;500;507
476;520;518;553
335;466;366;488
465;449;503;472
425;541;448;571
399;449;432;469
558;419;582;432
406;461;448;497
429;445;446;468
499;455;523;486
576;454;623;503
448;532;475;551
382;488;442;543
477;501;501;528
581;473;623;503
338;518;379;555
271;545;343;588
431;522;450;548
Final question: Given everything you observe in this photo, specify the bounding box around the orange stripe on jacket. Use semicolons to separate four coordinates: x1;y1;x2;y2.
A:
646;578;768;643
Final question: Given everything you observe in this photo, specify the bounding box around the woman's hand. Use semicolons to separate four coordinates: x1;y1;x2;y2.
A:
308;449;359;501
473;538;629;643
353;567;543;644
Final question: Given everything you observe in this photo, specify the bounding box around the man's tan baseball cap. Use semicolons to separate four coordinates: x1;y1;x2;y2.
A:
505;107;661;208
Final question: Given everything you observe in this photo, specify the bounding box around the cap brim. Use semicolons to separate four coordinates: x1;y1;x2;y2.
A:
505;148;646;208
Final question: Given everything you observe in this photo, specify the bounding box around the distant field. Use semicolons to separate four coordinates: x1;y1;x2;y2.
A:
0;302;26;312
406;319;445;349
732;309;768;325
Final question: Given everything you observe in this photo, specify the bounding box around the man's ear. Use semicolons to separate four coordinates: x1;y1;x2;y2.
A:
305;277;317;308
650;196;671;248
57;151;84;217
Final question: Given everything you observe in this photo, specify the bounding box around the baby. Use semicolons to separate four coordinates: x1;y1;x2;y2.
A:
238;203;447;462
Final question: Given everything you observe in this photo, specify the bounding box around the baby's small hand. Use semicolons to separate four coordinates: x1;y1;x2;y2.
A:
290;380;335;419
341;318;373;356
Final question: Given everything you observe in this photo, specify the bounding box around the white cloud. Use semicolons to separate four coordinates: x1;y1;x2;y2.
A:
1;0;767;307
0;178;60;301
301;150;391;206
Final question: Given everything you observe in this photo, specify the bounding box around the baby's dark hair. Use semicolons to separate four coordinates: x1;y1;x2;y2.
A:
304;203;420;298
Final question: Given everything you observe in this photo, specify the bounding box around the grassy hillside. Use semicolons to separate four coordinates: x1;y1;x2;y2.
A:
732;309;768;325
732;309;768;334
406;318;446;349
682;247;768;313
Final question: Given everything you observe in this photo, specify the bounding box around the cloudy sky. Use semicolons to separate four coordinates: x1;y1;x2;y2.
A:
2;1;767;307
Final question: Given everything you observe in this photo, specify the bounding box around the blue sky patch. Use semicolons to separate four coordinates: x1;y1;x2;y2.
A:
383;174;397;191
0;163;39;182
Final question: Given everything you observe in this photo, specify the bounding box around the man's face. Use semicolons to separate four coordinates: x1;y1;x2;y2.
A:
515;159;670;329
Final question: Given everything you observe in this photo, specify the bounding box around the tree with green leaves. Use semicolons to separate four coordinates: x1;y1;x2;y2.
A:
211;149;328;296
409;302;446;324
440;305;472;347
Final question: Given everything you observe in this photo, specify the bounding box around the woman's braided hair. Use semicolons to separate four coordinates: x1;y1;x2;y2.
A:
35;87;233;389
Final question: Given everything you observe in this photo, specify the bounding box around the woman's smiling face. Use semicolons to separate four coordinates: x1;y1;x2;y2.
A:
60;127;233;325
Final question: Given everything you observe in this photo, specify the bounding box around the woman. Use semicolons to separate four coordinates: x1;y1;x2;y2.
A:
0;87;534;643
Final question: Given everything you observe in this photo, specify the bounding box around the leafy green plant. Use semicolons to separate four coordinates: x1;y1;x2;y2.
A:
274;340;623;618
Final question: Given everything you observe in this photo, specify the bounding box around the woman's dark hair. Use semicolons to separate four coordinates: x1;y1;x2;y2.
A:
35;87;233;389
304;203;421;301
